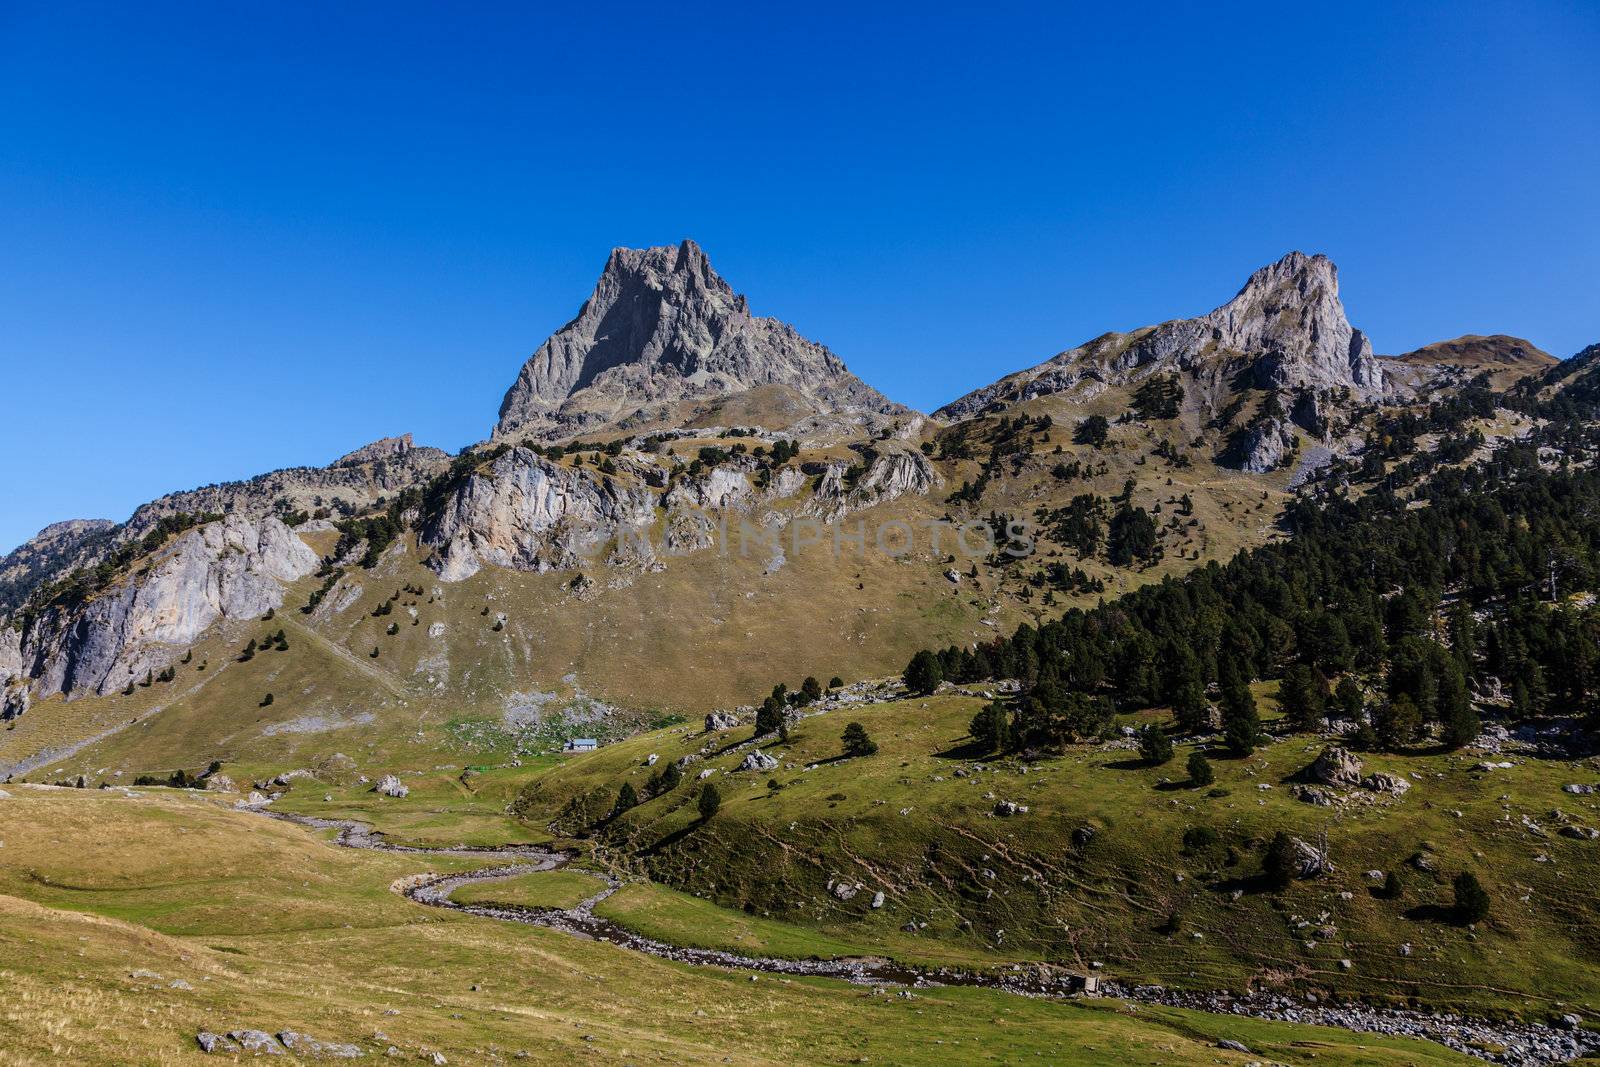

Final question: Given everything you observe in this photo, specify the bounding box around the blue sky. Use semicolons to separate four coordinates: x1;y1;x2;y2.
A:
1;1;1597;552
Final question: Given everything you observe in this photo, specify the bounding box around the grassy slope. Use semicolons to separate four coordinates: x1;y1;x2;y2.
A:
7;401;1287;784
0;786;1474;1066
516;692;1600;1020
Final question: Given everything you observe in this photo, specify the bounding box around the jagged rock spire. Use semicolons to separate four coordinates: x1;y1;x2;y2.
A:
495;240;900;439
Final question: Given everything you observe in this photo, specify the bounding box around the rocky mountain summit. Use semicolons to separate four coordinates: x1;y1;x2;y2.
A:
936;252;1394;471
495;240;904;441
123;435;449;540
0;519;117;618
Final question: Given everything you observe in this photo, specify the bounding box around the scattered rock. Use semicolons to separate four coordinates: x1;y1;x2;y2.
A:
1292;784;1335;806
994;800;1029;817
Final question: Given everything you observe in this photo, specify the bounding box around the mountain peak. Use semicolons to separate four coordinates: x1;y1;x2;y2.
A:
935;250;1386;424
1205;251;1382;394
495;241;901;439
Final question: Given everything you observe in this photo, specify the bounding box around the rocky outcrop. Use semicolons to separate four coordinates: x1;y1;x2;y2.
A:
19;515;319;697
1228;416;1299;473
664;464;755;512
806;449;940;521
419;448;657;581
705;710;740;732
494;240;903;440
0;624;21;682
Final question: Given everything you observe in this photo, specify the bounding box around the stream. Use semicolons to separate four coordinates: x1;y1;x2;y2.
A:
263;811;1598;1065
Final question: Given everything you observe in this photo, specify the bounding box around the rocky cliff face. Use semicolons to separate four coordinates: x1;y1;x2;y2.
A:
495;240;904;440
806;450;942;521
418;449;659;581
19;515;319;698
936;252;1387;439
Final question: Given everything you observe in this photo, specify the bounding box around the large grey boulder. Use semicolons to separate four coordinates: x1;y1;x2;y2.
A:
705;710;740;732
374;774;409;798
1307;746;1363;786
277;1031;363;1058
738;749;779;773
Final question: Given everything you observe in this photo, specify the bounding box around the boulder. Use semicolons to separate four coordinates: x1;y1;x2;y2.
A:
374;774;409;798
204;775;237;793
828;880;859;902
1292;784;1335;806
994;800;1029;816
739;749;779;773
1361;772;1411;796
227;1030;285;1055
1307;746;1362;786
1290;836;1333;879
196;1032;239;1054
705;711;739;732
277;1031;363;1059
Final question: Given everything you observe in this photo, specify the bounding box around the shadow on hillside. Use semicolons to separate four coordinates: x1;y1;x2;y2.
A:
1210;872;1280;897
639;822;702;856
1404;903;1464;925
933;738;992;761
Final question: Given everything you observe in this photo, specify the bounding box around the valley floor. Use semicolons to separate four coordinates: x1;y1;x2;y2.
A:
0;785;1508;1066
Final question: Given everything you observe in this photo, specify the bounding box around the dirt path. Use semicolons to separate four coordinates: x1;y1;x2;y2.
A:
260;810;1596;1065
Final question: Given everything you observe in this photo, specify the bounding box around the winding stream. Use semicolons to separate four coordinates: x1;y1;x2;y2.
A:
264;811;1597;1065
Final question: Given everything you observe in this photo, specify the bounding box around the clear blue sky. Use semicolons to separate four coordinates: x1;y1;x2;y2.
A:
2;1;1597;552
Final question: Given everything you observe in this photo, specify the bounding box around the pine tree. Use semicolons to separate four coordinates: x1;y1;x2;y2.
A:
969;701;1010;753
1279;663;1327;733
1186;750;1214;787
1221;682;1260;756
904;650;943;695
1138;724;1173;765
842;722;878;758
615;781;639;815
1263;831;1298;890
697;782;722;821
